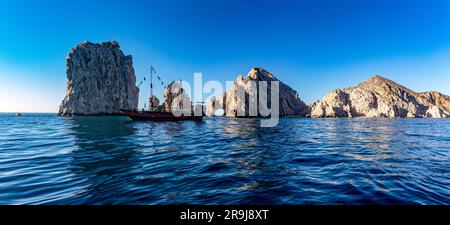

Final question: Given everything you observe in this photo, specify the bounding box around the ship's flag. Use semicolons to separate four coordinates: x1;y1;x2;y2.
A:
157;75;164;86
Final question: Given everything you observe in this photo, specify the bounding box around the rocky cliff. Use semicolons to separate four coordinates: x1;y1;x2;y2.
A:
58;41;139;116
310;75;450;118
207;67;309;117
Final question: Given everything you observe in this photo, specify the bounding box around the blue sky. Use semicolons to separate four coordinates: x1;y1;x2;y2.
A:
1;0;450;112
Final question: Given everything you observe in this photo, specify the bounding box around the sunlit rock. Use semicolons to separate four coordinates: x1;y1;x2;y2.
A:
311;75;450;118
207;67;309;117
58;41;139;115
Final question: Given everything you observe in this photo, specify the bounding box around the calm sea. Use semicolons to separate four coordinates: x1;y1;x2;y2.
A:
0;113;449;205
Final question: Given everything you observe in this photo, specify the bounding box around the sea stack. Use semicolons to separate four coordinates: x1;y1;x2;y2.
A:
310;75;450;118
58;41;139;116
207;67;310;117
148;96;160;110
163;81;192;113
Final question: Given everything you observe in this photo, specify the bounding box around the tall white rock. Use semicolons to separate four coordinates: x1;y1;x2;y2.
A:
58;41;139;116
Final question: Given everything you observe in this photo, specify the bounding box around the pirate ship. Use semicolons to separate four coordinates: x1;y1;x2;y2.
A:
120;66;203;121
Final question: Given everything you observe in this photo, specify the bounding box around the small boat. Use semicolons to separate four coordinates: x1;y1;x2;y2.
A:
121;109;202;121
16;113;22;116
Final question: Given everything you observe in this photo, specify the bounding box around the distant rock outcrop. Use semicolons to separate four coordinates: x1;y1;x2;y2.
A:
310;75;450;118
58;41;139;115
148;96;160;110
206;96;222;117
207;67;309;117
163;81;191;114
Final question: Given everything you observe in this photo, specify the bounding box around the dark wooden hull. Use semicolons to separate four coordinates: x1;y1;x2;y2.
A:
120;110;202;121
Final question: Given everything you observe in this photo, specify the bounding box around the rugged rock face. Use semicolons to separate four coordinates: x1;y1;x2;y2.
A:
148;96;160;110
206;96;218;117
58;41;139;115
207;67;309;117
163;81;191;113
311;75;450;118
418;91;450;114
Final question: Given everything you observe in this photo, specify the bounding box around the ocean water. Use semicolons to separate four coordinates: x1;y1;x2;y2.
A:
0;113;449;205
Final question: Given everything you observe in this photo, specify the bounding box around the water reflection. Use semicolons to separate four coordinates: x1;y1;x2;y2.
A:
4;115;443;204
219;118;295;204
64;116;141;204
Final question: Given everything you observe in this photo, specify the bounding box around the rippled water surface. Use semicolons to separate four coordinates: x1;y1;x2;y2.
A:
0;113;449;204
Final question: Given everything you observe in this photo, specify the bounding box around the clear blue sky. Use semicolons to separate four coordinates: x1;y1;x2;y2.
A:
1;0;450;112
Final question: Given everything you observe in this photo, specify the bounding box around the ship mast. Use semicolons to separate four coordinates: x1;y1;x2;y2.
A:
150;66;156;106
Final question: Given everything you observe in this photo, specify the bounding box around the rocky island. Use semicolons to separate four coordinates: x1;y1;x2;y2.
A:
310;75;450;118
206;67;310;117
58;41;139;116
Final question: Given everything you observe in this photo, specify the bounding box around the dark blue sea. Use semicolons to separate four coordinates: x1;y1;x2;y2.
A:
0;113;449;205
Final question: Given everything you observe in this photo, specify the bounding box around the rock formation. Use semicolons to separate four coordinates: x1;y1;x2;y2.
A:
310;75;450;118
163;81;191;114
58;41;139;115
148;96;160;110
206;96;222;117
207;67;309;117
